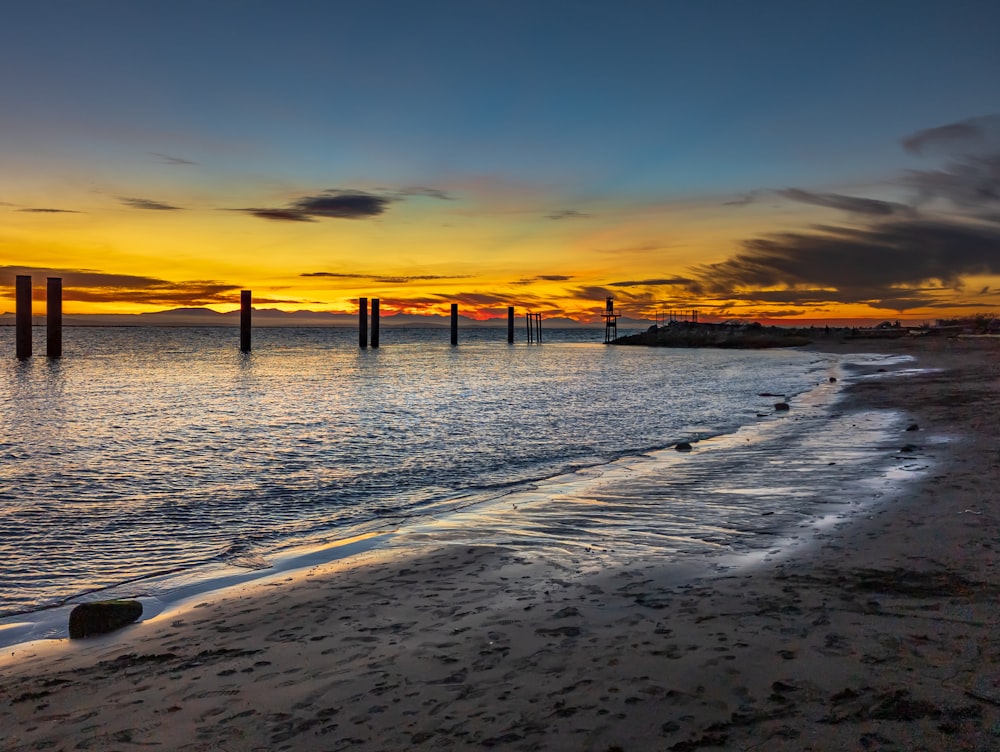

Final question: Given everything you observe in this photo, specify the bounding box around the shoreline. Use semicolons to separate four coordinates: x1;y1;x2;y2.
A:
2;347;887;647
3;337;999;749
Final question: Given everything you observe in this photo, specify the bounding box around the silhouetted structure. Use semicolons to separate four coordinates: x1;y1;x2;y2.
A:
371;298;380;348
526;312;542;343
240;290;252;352
15;275;31;359
359;297;368;348
450;303;458;345
47;277;62;357
603;296;619;343
507;306;515;343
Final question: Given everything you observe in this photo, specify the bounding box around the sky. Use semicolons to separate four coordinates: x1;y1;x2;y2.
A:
2;0;999;324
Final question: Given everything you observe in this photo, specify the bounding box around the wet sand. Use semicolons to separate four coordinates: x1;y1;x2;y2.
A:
2;336;1000;751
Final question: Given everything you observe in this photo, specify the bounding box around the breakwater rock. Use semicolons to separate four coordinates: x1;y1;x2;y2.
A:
612;323;812;349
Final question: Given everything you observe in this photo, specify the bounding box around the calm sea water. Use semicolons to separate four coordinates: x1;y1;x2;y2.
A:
0;326;902;624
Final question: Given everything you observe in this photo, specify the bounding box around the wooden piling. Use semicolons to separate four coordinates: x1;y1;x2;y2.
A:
507;306;514;343
46;277;62;357
450;303;458;346
359;297;368;348
240;290;251;352
15;275;31;359
371;298;380;348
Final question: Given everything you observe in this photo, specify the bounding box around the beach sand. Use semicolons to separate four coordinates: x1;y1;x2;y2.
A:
2;336;1000;751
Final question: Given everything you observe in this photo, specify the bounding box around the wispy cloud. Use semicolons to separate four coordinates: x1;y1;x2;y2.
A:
16;207;83;213
301;272;471;283
119;196;183;211
152;152;197;165
391;186;455;200
546;209;591;220
509;275;574;286
608;278;692;287
775;188;913;217
901;115;1000;156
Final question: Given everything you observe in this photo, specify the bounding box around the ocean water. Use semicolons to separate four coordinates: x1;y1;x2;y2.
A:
0;326;913;639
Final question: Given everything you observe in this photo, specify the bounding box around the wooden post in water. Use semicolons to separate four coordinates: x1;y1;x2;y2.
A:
450;303;458;346
15;275;32;359
359;297;368;348
371;298;380;348
240;290;251;352
46;277;62;358
507;306;514;343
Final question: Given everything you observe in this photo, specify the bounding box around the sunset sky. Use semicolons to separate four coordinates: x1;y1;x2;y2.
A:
2;1;999;324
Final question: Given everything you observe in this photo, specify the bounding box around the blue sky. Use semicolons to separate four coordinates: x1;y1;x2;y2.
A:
2;1;999;322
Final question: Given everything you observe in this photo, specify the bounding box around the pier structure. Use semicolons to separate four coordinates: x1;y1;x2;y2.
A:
656;309;700;326
450;304;458;345
358;297;368;348
526;312;542;344
47;278;62;357
371;298;380;348
603;296;619;343
15;275;32;359
507;306;515;344
240;290;252;352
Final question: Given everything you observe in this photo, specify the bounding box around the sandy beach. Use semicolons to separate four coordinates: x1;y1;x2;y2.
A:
3;336;1000;751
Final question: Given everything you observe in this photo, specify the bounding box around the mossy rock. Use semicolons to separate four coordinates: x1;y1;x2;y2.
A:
69;599;143;639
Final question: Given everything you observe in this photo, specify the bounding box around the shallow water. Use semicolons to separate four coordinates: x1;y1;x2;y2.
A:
0;326;907;639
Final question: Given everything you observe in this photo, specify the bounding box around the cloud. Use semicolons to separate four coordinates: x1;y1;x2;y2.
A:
119;196;183;211
301;272;470;283
232;189;393;222
776;188;913;217
686;219;1000;311
16;207;83;213
392;186;455;200
546;209;591;220
902;115;1000;156
151;152;197;165
608;278;693;287
723;191;764;207
509;275;574;286
0;265;240;306
236;208;317;222
904;153;1000;211
291;191;391;219
694;117;1000;313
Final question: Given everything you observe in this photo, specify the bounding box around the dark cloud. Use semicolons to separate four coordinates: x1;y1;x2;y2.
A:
119;196;183;211
776;188;913;217
608;278;693;287
233;190;393;222
546;209;591;220
16;207;82;213
687;219;1000;311
902;115;1000;156
152;152;196;165
0;265;239;306
236;208;317;222
291;191;391;219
